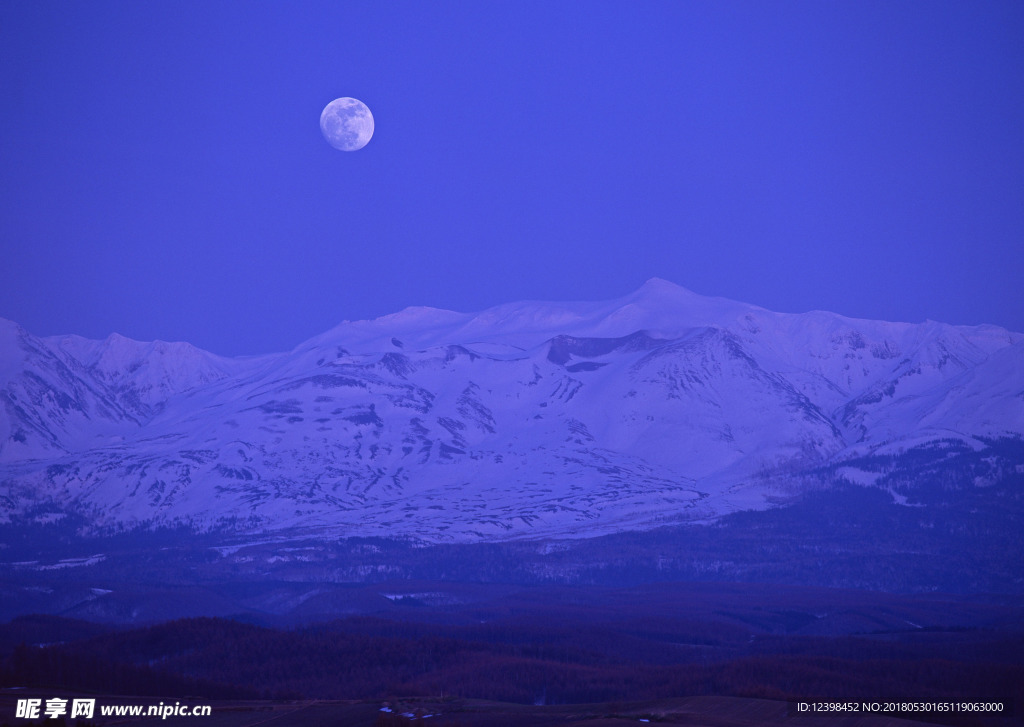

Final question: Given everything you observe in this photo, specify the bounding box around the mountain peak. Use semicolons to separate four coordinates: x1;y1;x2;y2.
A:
585;279;756;338
624;278;705;307
637;277;693;295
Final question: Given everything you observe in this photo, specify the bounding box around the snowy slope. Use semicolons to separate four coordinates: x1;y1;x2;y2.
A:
1;280;1020;541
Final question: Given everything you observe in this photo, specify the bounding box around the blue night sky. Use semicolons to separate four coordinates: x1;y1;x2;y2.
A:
2;1;1022;356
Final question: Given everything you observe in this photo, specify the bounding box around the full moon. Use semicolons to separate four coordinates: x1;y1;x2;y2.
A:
320;97;374;151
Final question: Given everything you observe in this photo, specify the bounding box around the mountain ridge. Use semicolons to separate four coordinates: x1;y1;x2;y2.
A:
1;280;1021;543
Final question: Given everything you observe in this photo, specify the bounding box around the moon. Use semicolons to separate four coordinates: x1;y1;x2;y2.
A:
320;97;374;151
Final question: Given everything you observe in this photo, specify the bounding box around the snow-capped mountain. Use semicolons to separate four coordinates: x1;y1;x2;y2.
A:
1;279;1021;542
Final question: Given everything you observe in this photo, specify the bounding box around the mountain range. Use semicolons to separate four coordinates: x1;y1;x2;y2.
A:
2;278;1022;543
